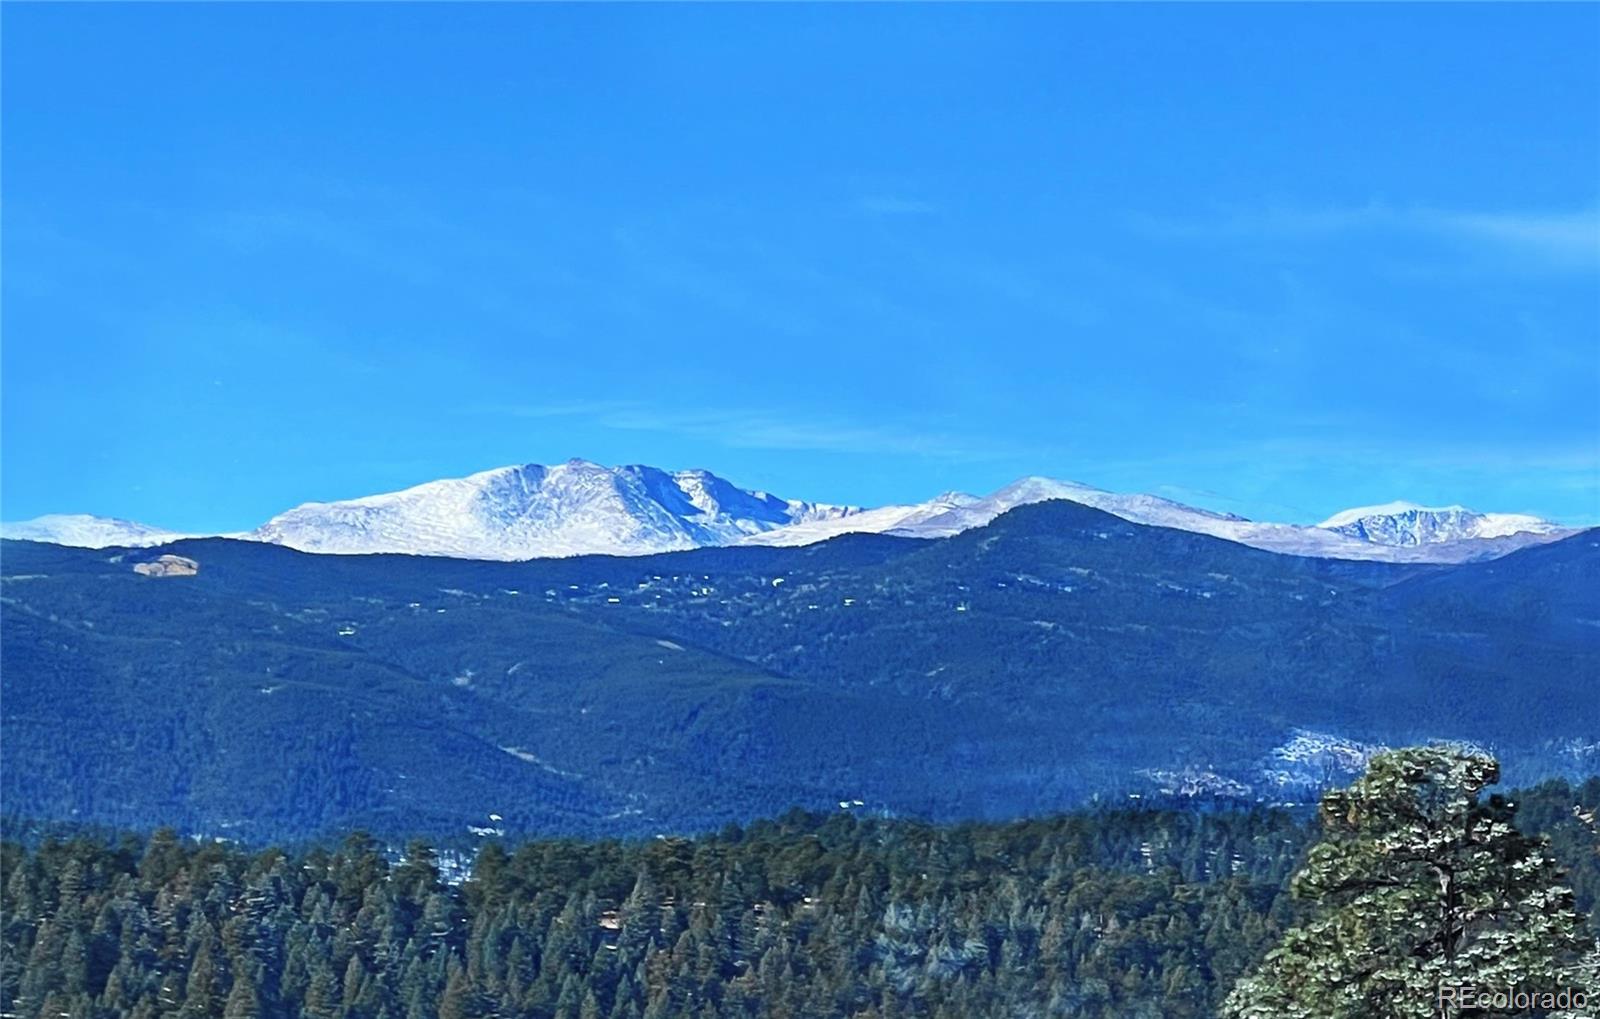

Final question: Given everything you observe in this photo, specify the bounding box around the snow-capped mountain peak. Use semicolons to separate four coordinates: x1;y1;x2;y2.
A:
0;513;192;549
249;461;860;560
1316;502;1560;546
890;476;1249;541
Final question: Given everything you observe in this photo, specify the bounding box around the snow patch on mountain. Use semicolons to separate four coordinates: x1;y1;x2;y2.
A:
0;514;192;549
1259;730;1388;793
1138;767;1253;799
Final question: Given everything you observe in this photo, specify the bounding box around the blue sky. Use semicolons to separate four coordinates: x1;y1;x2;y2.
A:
3;3;1597;531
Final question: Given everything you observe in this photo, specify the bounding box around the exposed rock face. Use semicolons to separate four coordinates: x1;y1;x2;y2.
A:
133;554;199;578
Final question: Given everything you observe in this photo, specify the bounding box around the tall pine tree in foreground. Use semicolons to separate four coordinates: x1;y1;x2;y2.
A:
1224;747;1597;1019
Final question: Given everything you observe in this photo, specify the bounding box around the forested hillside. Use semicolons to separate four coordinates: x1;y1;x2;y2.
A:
4;779;1597;1019
3;502;1597;841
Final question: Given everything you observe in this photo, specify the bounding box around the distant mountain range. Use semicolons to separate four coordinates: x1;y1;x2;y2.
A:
1;459;1575;564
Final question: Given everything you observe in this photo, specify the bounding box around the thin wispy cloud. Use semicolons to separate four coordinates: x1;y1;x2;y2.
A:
476;401;1037;463
1419;208;1600;263
1135;203;1600;269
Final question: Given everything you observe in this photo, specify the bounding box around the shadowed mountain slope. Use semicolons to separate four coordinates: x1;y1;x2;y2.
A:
2;501;1594;841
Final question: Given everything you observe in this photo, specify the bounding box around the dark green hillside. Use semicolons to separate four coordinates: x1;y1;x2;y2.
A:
0;543;925;839
2;502;1596;841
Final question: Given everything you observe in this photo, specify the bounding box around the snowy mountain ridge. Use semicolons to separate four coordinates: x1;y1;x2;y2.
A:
855;478;1571;563
2;461;1575;564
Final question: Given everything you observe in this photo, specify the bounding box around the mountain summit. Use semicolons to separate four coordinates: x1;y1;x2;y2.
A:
249;459;859;559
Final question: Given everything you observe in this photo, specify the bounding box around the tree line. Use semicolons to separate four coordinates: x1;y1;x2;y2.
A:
3;756;1597;1019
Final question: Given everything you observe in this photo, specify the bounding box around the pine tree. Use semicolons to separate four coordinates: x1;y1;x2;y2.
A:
1224;746;1592;1019
179;939;220;1018
439;964;480;1019
222;969;262;1019
302;959;341;1019
344;953;371;1013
